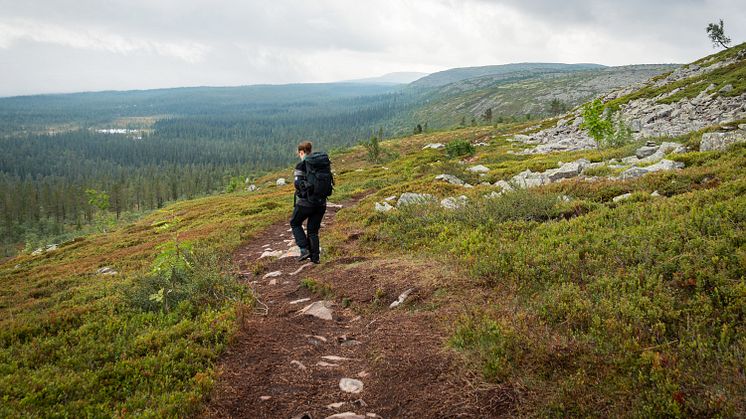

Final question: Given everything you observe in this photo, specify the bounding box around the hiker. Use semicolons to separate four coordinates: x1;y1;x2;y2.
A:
291;141;334;264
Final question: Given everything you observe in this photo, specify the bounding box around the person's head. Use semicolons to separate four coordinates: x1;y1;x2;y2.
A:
297;141;312;159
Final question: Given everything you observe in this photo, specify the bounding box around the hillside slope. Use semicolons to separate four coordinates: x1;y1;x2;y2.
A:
1;46;745;417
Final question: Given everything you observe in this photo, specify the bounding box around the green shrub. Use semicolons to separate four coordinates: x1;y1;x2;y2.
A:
445;139;475;158
127;243;245;314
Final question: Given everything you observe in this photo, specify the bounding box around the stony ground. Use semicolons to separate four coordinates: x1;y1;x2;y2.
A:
202;201;508;418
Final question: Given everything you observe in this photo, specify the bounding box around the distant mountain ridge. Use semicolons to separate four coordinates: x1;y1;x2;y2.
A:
408;62;606;88
343;72;429;85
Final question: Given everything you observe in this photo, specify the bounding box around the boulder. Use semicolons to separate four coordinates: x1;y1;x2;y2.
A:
422;143;445;150
440;196;468;210
276;178;287;186
700;130;746;151
635;144;659;159
466;164;490;173
246;184;257;192
299;301;334;321
435;174;471;187
510;170;549;188
374;202;394;212
326;412;366;419
544;159;588;181
612;193;633;202
493;180;514;191
396;193;436;207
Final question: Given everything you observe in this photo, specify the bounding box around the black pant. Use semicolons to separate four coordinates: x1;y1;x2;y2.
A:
290;205;326;260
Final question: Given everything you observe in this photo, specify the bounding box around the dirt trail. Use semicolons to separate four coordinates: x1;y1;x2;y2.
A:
203;200;508;418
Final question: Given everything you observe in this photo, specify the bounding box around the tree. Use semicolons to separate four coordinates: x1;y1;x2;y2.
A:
706;19;731;49
362;134;382;163
580;98;631;161
481;107;493;123
548;98;568;116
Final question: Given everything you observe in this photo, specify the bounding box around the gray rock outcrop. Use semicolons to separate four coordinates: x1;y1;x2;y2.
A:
396;193;436;207
700;130;746;151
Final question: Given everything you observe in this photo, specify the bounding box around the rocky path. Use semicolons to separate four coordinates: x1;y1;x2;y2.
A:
203;201;506;418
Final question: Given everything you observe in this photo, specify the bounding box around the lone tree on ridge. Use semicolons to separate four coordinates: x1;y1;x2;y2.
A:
706;19;731;49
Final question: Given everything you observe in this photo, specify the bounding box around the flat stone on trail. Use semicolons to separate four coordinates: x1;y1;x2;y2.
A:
289;262;314;276
268;278;278;285
327;402;346;409
389;288;415;309
259;395;272;401
325;413;366;419
322;355;353;361
259;250;283;259
262;271;282;279
339;378;364;394
289;298;311;305
299;301;334;320
290;360;307;370
316;361;340;367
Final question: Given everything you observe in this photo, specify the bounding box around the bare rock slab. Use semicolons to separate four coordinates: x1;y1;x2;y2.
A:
299;301;334;320
339;378;364;394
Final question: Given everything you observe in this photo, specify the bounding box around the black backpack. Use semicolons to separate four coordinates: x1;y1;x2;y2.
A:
304;152;334;205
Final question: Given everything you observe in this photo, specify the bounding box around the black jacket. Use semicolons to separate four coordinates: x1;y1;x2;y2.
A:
294;160;325;207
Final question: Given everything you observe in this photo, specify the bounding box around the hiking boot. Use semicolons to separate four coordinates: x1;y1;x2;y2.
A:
297;248;311;262
310;257;320;264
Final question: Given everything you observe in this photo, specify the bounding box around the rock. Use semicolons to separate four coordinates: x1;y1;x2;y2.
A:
511;134;531;142
613;193;633;202
422;143;445;149
276;178;287;186
510;169;549;188
651;190;661;197
700;131;746;151
390;288;415;308
327;402;346;409
246;184;257;192
325;413;366;419
299;301;334;321
374;202;394;212
620;167;650;180
635;144;659;159
339;378;364;394
321;355;353;361
720;84;734;93
262;271;282;279
289;262;314;276
383;195;397;202
739;124;746;130
96;267;117;275
291;413;312;419
544;159;587;182
290;360;307;370
440;196;468;210
268;278;278;285
396;192;436;207
435;174;470;187
467;164;490;173
493;180;514;191
259;395;272;401
259;250;284;259
279;246;302;259
483;191;502;199
620;159;684;180
316;361;340;367
289;298;311;305
646;159;685;172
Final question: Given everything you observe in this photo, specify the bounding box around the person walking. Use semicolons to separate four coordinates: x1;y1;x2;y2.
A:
290;141;334;264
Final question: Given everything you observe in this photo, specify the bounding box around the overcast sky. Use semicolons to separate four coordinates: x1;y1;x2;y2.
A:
0;0;744;97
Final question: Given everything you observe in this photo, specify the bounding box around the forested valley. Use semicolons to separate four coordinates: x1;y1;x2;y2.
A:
0;83;414;257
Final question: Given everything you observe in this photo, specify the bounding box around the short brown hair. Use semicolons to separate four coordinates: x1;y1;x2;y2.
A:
298;141;312;154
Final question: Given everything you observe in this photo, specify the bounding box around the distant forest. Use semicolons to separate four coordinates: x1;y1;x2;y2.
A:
0;83;417;256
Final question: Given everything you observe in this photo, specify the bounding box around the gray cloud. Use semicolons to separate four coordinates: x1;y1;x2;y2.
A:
0;0;744;96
